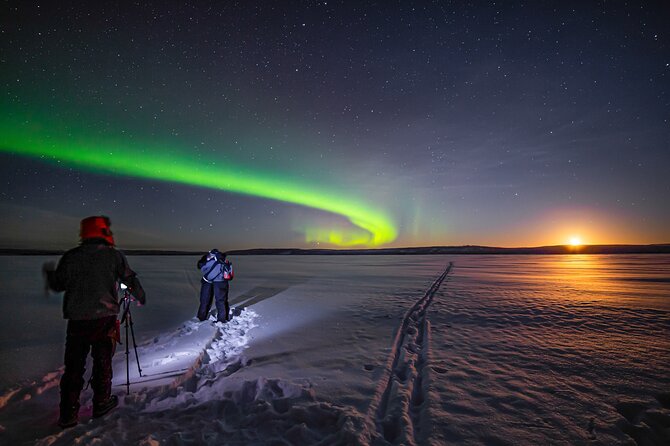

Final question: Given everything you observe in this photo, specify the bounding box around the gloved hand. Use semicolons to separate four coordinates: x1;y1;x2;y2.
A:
42;261;56;274
41;261;56;297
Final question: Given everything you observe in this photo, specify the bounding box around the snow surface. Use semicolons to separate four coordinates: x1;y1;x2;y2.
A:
0;254;669;445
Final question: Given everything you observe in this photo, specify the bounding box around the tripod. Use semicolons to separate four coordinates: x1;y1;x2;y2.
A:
120;287;143;395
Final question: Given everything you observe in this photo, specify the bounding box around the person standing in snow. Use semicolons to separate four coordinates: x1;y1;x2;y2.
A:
43;216;146;428
196;249;234;323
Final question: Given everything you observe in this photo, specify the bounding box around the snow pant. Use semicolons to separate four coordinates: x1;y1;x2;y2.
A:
197;280;229;322
59;316;117;417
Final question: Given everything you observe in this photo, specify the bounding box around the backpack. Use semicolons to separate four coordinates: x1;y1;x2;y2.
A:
202;258;234;283
222;260;234;280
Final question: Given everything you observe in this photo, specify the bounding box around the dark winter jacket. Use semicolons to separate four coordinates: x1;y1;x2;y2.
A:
47;239;146;320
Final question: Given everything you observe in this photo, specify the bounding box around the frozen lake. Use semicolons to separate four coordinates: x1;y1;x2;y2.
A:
0;254;448;389
0;254;669;445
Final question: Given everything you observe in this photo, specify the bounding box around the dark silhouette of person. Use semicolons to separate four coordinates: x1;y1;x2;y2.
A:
43;216;146;428
197;249;234;322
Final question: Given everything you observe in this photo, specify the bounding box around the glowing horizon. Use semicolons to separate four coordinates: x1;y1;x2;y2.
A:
569;236;582;246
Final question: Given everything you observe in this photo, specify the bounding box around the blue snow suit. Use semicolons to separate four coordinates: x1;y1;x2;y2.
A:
197;252;233;322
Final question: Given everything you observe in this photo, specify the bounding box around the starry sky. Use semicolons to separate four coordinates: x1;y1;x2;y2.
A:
1;1;669;250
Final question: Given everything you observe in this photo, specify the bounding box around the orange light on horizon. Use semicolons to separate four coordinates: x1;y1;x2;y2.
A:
569;236;582;246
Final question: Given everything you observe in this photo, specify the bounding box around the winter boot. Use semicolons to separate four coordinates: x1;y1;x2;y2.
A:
57;408;79;429
92;395;118;418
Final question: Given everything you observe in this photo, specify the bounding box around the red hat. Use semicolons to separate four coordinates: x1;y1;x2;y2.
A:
80;216;115;245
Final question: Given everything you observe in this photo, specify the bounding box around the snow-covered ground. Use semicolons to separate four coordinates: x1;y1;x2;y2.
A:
0;254;668;445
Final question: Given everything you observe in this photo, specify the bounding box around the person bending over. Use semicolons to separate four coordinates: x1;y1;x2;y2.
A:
196;248;234;322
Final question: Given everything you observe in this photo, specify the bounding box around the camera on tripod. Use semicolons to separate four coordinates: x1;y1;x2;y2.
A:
119;282;142;394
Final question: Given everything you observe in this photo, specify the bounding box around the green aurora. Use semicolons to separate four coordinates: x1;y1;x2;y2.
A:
0;118;397;247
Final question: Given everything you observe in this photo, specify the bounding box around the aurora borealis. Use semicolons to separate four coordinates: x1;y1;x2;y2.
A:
1;1;669;250
0;116;397;247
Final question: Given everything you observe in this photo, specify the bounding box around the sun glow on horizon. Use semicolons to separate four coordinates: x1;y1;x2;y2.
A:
569;236;582;246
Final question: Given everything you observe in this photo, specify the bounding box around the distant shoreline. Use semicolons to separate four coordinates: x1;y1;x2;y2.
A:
1;244;669;256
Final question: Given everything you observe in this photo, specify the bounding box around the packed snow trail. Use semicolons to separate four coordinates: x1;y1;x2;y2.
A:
111;307;256;393
0;309;258;445
365;262;453;445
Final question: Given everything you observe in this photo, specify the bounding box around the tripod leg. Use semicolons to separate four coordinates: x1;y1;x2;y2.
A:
125;315;130;395
128;312;143;377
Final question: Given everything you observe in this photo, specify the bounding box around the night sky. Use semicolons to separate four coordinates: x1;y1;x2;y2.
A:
1;1;669;250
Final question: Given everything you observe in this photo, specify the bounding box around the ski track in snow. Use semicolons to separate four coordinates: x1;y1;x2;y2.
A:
365;262;453;445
